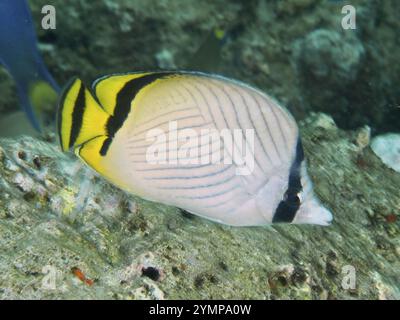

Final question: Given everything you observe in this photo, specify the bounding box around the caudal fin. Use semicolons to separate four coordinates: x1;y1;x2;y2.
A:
57;78;109;152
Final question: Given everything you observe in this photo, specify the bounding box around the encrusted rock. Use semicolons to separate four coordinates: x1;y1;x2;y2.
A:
371;133;400;172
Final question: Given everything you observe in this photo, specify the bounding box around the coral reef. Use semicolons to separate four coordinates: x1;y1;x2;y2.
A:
292;28;366;125
0;113;399;299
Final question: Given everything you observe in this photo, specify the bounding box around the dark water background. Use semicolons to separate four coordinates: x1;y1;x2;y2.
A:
0;0;399;135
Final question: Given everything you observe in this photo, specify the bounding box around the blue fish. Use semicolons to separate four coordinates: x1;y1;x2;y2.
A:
0;0;59;131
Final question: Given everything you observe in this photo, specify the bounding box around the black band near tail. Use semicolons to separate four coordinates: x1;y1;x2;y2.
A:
272;138;304;223
68;83;86;149
100;72;174;156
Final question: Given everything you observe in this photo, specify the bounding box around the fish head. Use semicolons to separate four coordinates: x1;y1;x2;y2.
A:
291;165;333;226
256;161;333;226
292;193;333;226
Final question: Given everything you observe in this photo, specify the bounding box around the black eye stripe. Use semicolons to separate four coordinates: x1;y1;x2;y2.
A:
272;138;304;223
286;193;300;205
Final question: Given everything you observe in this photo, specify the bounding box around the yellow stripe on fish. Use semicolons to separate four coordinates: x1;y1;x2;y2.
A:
57;71;333;227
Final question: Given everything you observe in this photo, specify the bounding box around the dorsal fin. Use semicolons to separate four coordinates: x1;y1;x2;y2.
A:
92;72;152;115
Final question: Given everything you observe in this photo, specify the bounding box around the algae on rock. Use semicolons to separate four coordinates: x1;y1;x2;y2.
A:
0;113;399;299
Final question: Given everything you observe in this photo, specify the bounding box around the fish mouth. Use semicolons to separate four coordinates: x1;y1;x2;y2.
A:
293;198;333;226
312;205;333;226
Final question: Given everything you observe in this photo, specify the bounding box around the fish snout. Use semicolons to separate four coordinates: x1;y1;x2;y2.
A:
293;197;333;226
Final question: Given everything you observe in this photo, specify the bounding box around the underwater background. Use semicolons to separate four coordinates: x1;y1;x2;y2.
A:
0;0;399;299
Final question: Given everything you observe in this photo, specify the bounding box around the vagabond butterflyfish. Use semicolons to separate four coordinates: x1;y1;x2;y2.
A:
57;71;333;226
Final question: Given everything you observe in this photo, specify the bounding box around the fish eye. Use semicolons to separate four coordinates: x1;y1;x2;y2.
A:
296;192;302;204
283;191;301;206
294;193;301;205
290;194;300;206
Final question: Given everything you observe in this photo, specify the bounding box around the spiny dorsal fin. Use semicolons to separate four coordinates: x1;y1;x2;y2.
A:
92;72;152;116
